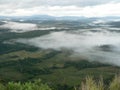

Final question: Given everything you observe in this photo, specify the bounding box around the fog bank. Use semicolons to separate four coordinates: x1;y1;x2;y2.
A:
16;30;120;66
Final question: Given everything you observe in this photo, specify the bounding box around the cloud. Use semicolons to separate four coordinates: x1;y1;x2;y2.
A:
0;2;120;17
0;21;69;33
0;0;119;7
0;21;37;32
16;29;120;66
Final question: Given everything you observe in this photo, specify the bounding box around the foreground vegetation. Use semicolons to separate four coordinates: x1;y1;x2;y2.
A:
0;76;120;90
0;79;52;90
81;75;120;90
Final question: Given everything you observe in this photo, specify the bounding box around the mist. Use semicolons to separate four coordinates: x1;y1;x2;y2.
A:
16;27;120;66
0;21;38;32
0;21;69;33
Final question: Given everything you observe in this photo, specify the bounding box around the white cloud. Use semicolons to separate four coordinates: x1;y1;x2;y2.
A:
0;2;120;17
0;21;69;33
16;30;120;66
0;21;37;32
0;0;119;7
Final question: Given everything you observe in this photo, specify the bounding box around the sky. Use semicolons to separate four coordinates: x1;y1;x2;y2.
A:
0;0;120;17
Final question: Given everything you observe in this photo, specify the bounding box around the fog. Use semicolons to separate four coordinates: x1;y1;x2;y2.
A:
0;21;37;32
16;28;120;66
0;21;69;33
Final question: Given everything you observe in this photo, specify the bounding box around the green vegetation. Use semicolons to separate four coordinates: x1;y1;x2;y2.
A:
81;76;104;90
0;76;120;90
80;75;120;90
0;30;51;41
109;76;120;90
0;79;52;90
0;49;119;89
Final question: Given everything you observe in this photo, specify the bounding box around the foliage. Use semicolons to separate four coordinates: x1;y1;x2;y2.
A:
109;75;120;90
81;76;104;90
0;79;52;90
1;76;120;90
79;75;120;90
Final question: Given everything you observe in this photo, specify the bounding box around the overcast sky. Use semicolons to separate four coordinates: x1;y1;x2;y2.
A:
0;0;120;17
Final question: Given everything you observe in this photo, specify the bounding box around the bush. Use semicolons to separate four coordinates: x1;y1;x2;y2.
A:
80;75;120;90
109;76;120;90
0;79;52;90
81;76;104;90
0;76;120;90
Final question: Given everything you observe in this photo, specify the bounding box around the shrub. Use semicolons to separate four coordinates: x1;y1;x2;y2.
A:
81;76;104;90
0;79;51;90
109;75;120;90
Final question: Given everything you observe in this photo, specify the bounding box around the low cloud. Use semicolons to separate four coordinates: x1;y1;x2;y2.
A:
16;29;120;66
0;21;37;32
0;21;69;33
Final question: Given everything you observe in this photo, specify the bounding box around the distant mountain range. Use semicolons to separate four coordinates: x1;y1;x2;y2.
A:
0;15;87;20
0;15;120;21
